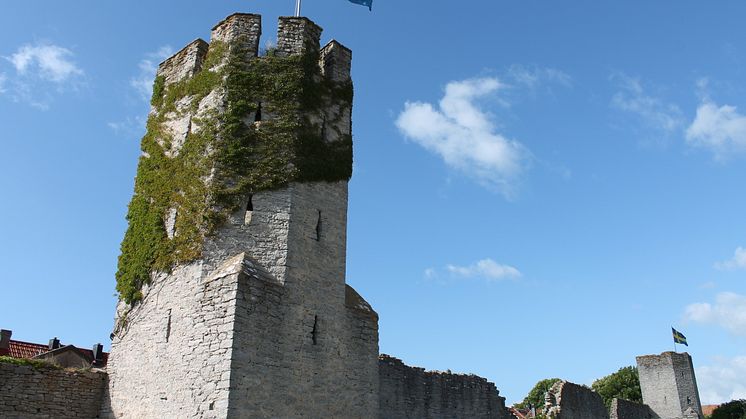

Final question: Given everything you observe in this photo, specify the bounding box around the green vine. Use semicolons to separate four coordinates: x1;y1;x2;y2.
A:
116;38;353;304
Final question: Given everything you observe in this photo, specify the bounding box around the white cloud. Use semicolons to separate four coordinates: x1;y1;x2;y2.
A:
130;46;173;101
686;100;746;158
696;355;746;404
396;77;530;196
611;74;684;134
715;247;746;271
446;258;522;281
508;65;572;90
684;292;746;337
7;43;83;83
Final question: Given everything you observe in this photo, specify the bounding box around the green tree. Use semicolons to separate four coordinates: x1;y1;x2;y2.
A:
710;399;746;419
515;378;561;411
591;366;642;408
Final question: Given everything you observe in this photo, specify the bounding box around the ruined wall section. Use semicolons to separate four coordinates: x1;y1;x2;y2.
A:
0;362;105;419
378;355;511;419
610;398;659;419
637;352;703;419
545;381;609;419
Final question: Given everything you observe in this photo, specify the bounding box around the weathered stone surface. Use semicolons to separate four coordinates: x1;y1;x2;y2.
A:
610;398;659;419
0;362;105;419
157;39;209;87
378;355;511;419
277;17;322;56
103;13;378;419
545;380;609;419
637;352;703;419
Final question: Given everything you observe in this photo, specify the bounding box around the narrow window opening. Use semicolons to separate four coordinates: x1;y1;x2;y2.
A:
244;195;253;225
314;210;321;241
311;315;318;345
686;396;691;405
254;102;262;122
166;309;172;343
209;401;215;411
320;116;327;141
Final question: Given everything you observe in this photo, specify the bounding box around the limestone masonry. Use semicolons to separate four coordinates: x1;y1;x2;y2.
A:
637;352;703;419
0;362;105;419
0;11;708;419
101;12;509;419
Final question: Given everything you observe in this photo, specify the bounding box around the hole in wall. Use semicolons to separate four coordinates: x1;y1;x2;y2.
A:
311;315;318;345
166;309;172;343
209;401;215;411
245;195;254;225
254;102;262;122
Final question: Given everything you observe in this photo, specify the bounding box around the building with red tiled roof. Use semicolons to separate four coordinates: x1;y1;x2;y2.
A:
0;329;108;368
702;404;719;416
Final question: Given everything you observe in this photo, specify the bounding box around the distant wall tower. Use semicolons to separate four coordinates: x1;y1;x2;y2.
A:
102;13;379;419
636;352;703;419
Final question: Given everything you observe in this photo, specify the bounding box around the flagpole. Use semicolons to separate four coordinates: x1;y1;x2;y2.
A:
295;0;302;17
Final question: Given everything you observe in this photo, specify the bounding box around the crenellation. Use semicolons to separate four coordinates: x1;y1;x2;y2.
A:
276;16;322;56
320;40;352;83
210;13;262;58
156;39;209;87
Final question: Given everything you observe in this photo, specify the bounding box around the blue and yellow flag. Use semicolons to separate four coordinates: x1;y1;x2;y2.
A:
348;0;373;11
672;327;688;346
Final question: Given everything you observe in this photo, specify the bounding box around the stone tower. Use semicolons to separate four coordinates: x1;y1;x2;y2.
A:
636;352;703;419
102;13;379;418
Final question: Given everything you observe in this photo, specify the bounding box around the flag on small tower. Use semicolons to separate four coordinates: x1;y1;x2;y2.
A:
672;327;688;346
348;0;373;11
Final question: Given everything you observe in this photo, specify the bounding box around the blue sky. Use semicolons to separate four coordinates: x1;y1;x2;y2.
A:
2;0;746;405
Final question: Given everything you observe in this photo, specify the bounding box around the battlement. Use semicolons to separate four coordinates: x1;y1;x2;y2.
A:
155;14;350;92
156;39;209;86
211;13;262;58
320;40;352;82
277;16;323;56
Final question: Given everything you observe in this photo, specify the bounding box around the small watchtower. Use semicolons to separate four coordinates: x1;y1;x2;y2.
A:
636;352;703;419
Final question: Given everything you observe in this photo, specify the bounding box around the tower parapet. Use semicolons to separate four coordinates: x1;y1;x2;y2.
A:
156;39;209;86
211;13;262;58
320;40;352;82
277;17;322;56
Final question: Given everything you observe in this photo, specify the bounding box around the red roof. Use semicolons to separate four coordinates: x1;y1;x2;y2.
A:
0;340;109;367
2;340;49;359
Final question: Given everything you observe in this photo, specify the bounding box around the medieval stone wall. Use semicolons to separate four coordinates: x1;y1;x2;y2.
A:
545;381;609;419
0;362;105;419
378;355;511;419
224;182;379;418
610;398;659;419
101;261;238;418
